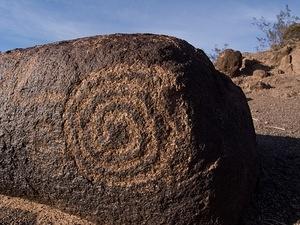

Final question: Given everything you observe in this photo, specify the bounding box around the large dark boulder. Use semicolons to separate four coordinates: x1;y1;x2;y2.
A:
0;34;257;225
215;49;243;77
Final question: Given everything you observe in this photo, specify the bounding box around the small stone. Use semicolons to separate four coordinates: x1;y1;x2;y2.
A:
252;69;268;78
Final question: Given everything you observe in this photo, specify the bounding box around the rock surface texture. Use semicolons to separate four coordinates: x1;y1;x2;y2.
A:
0;34;257;225
0;194;94;225
215;49;243;77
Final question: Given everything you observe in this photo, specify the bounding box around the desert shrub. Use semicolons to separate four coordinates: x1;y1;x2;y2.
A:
252;5;300;50
283;23;300;42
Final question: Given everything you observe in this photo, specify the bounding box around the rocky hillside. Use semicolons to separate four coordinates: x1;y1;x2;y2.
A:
215;41;300;95
234;42;300;101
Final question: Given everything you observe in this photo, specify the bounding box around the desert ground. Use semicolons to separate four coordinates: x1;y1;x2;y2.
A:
236;72;300;225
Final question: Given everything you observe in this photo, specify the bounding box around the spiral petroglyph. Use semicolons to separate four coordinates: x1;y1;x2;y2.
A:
63;64;190;187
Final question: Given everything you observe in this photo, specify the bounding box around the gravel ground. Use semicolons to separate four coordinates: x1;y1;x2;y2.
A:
238;73;300;225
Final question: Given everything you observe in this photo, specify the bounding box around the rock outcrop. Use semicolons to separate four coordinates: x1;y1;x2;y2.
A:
0;34;257;225
215;49;243;77
242;41;300;76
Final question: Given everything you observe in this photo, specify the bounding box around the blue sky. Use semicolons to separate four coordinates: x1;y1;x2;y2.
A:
0;0;300;54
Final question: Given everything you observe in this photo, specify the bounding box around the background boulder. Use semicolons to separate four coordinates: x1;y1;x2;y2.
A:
215;49;243;77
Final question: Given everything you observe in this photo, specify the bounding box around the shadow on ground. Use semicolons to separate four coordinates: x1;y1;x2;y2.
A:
240;59;273;76
242;134;300;225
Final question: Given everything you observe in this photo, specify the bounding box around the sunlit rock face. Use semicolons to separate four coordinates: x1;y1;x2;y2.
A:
0;34;257;225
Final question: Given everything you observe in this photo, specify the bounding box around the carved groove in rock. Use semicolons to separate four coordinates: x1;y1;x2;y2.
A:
63;64;190;187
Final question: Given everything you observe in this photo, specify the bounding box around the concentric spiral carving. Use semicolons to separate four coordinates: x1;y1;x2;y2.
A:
63;64;190;187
